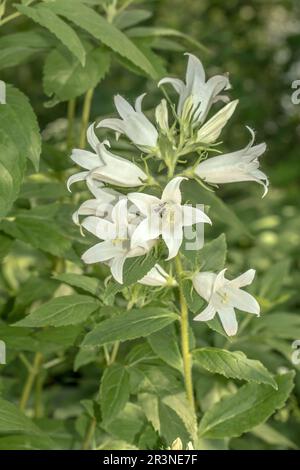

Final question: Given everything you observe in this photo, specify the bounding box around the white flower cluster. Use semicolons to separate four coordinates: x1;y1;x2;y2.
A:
68;53;266;336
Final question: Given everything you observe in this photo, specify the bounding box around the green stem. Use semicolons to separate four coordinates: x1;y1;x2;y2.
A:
79;88;94;149
175;255;195;412
0;1;35;27
19;352;43;412
67;98;76;150
109;341;120;364
82;417;96;450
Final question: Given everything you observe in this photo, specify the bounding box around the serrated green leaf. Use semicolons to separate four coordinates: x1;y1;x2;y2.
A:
0;31;51;71
99;363;130;424
0;206;71;257
47;0;157;78
82;307;178;347
54;273;102;297
194;347;277;388
198;372;295;439
104;252;157;298
16;4;86;65
15;295;100;327
43;45;110;102
148;324;183;372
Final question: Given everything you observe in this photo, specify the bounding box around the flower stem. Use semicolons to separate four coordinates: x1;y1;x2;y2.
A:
67;98;76;150
19;352;43;412
175;255;195;412
82;417;96;450
79;88;94;149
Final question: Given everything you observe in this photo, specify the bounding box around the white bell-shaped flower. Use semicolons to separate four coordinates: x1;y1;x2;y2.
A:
128;176;211;260
195;127;268;196
158;53;230;125
193;268;260;336
81;199;155;284
138;264;177;287
97;94;158;152
67;124;147;190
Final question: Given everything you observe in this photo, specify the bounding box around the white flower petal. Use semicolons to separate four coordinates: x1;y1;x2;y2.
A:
218;307;238;336
97;118;125;135
185;53;206;92
162;214;183;260
231;269;256;288
158;77;185;94
81;216;116;240
114;95;135;119
110;255;126;284
196;100;238;144
128;192;160;216
193;303;216;321
162;176;187;204
71;149;100;170
181;205;212;226
67;171;89;192
227;287;260;315
192;272;216;302
82;241;121;264
130;217;160;247
87;123;100;152
135;93;146;113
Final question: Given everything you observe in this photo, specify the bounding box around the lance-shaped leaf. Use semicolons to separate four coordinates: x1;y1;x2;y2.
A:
82;307;178;347
198;371;295;439
16;4;86;65
46;0;157;78
15;295;100;327
43;45;110;103
194;347;277;388
99;364;130;424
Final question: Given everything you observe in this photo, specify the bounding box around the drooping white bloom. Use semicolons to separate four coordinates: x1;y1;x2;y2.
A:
81;199;155;284
194;128;268;196
128;177;211;260
158;53;230;125
97;94;158;151
193;268;260;336
72;184;124;225
67;124;147;191
138;264;177;287
196;99;238;144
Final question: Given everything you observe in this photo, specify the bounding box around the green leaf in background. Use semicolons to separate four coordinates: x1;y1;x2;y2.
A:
16;4;86;66
251;423;297;450
0;397;53;447
15;294;100;327
99;364;130;424
258;260;291;302
126;26;209;53
252;312;300;339
0;137;25;218
0;232;13;260
0;205;71;257
198;372;295;439
114;9;152;30
194;347;277;388
0;31;51;71
54;273;102;297
43;45;110;103
104;251;157;298
148;324;183;372
183;180;251;237
82;307;178;347
197;234;227;272
47;0;157;78
0;84;41;212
